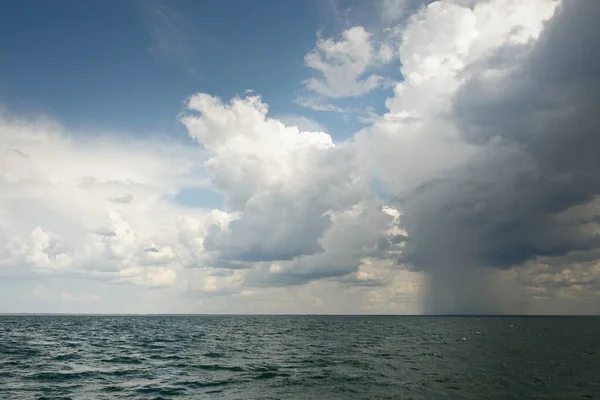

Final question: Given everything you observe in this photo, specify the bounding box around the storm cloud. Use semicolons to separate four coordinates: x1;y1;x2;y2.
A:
396;1;600;313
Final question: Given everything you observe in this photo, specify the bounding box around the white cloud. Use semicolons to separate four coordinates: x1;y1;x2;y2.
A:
380;0;413;23
356;0;559;196
0;116;208;289
180;93;370;263
396;0;557;88
294;97;346;113
0;99;418;311
304;26;394;98
276;114;327;133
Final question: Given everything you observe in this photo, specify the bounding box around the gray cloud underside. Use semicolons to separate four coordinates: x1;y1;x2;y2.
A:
394;1;600;312
399;1;600;271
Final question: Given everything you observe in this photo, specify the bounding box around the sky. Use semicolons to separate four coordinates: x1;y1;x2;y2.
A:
1;0;599;315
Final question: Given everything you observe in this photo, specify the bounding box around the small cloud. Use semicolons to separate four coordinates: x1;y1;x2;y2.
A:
295;97;346;113
357;106;379;124
379;0;412;24
303;26;393;98
109;193;134;204
138;0;217;74
277;114;327;132
296;97;378;124
140;0;193;62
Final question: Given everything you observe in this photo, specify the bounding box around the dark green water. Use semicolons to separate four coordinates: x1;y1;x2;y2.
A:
0;316;598;399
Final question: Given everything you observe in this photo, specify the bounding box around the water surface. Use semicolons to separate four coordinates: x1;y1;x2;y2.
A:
1;315;598;399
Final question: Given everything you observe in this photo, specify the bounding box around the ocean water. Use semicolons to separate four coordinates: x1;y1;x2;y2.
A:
0;316;598;399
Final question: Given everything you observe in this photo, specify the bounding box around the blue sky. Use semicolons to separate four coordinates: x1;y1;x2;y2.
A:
0;0;392;141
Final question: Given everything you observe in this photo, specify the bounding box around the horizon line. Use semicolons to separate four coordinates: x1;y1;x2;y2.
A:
1;313;598;317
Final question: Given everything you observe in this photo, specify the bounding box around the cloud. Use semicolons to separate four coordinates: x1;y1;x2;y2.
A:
294;97;379;126
276;114;327;133
180;93;371;263
370;0;600;313
303;26;394;98
0;95;413;311
355;0;560;196
94;227;116;237
109;193;134;204
138;0;215;72
139;0;193;61
294;97;346;113
379;0;418;23
242;201;405;287
0;115;208;288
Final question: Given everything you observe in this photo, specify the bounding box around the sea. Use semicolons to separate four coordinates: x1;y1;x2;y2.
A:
0;315;598;399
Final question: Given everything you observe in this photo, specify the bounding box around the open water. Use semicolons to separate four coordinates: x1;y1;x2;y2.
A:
0;315;598;399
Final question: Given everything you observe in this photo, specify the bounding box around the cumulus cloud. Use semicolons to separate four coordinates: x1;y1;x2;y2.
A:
0;97;412;312
373;0;600;313
0;116;207;288
303;26;394;98
243;201;406;287
180;93;371;263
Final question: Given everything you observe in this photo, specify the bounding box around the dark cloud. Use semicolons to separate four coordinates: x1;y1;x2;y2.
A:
339;276;386;288
396;2;600;313
242;203;400;288
204;207;330;262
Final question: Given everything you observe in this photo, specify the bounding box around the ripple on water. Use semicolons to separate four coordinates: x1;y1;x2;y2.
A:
53;352;81;361
24;371;99;382
203;351;225;358
135;385;187;396
183;363;245;372
149;354;185;360
176;379;239;389
101;356;144;364
254;371;291;380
